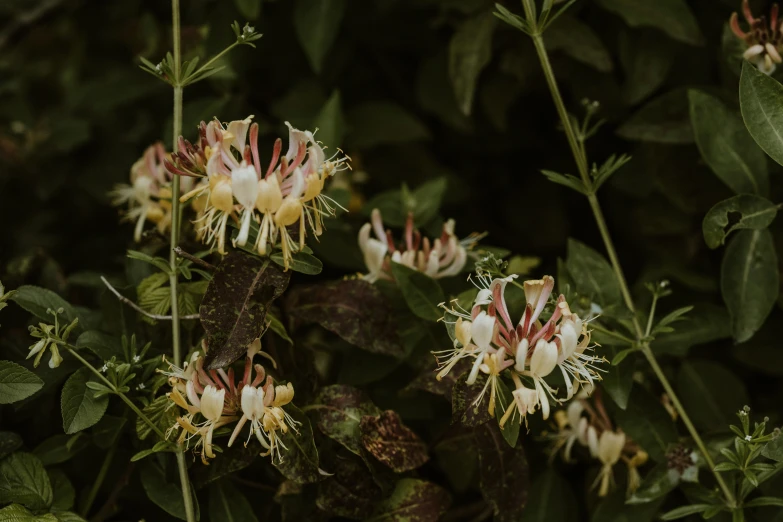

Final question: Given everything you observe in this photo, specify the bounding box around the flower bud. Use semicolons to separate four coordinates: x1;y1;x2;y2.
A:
241;385;265;419
274;197;302;227
454;317;472;348
200;385;226;422
529;339;558;377
210;178;234;212
256;176;283;213
598;431;626;465
470;312;495;350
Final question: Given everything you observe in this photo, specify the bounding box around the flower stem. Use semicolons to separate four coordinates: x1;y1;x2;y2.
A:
64;346;165;439
168;2;196;521
521;1;736;507
81;443;116;518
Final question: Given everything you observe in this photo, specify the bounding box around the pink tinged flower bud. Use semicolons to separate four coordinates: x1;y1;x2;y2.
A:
524;275;555;326
284;122;310;162
598;431;626;465
200;385;226;422
275;198;303;227
455;317;473;348
744;44;765;59
514;338;529;372
471;312;495;350
529;339;558;377
257;176;283;213
241;385;266;419
210;179;234;213
226;116;253;154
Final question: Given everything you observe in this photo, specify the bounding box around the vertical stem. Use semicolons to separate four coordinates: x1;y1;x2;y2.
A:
521;4;736;508
169;2;196;521
81;444;116;518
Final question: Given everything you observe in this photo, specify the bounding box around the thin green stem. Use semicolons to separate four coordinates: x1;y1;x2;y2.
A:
64;346;165;439
169;3;196;521
190;42;239;81
81;443;116;518
521;3;736;507
645;293;659;338
589;322;636;345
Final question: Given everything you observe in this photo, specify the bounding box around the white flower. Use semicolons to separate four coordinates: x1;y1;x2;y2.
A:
593;430;626;497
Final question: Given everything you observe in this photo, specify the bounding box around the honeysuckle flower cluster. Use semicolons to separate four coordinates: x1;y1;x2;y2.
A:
731;0;783;74
437;273;606;429
359;209;473;282
111;143;200;242
26;308;78;369
167;116;348;269
546;394;648;497
165;340;299;464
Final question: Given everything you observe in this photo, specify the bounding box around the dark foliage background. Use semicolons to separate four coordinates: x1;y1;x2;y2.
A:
1;0;782;520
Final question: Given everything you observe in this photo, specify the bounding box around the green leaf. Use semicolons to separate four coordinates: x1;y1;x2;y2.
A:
0;453;53;512
312;384;381;455
475;423;530;521
347;101;431;149
234;0;260;20
540;170;586;194
367;479;450;522
740;61;783;168
617;89;692;144
611;387;677;462
286;279;406;357
547;15;612;72
33;435;88;466
293;0;346;73
360;410;430;473
495;379;520;447
91;415;127;449
595;0;703;46
208;479;258;522
449;11;496;116
48;469;74;512
721;229;779;343
315;454;381;519
743;496;783;508
270;251;323;275
626;463;680;504
452;372;492;427
653;303;732;356
0;362;44;405
0;503;58;521
761;435;783;462
659;504;714;520
272;405;322;484
136;395;177;441
519;469;576;522
702;195;779;249
592;491;663;522
566;238;621;307
9;286;79;326
677;360;749;432
689;90;768;195
619;29;674;106
140;459;200;521
602;355;634;409
389;262;445;321
61;368;109;434
74;331;121;360
312;90;344;149
200;252;290;369
0;432;23;460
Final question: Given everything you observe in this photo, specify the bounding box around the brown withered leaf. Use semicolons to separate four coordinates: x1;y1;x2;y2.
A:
313;385;382;455
285;279;406;358
367;479;451;522
316;454;382;520
360;410;429;472
474;423;529;521
451;371;492;427
200;251;290;369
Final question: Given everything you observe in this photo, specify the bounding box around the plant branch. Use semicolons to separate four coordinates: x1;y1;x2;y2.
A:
100;277;199;320
174;246;216;271
81;443;117;518
520;0;736;507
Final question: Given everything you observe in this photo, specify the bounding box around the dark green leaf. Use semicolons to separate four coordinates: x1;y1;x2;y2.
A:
367;479;450;522
677;360;749;432
762;436;783;462
273;405;322;484
294;0;346;73
566;238;621;307
0;503;58;521
519;469;577;522
474;423;530;521
200;252;290;369
689;90;768;195
91;415;126;449
595;0;703;46
74;331;121;360
0;362;44;405
286;279;406;357
10;286;79;325
0;453;52;512
547;15;613;72
0;432;23;461
312;385;381;455
740;61;783;167
389;262;445;321
313;90;344;149
140;459;200;521
611;387;677;462
61;368;108;434
33;435;88;466
654;303;732;356
702;195;779;249
627;463;680;504
316;455;381;519
270;251;323;275
452;372;492;427
360;410;429;473
617;89;692;144
659;504;713;520
347;101;431;149
602;354;634;410
449;11;496;115
495;378;520;447
721;229;779;343
48;469;74;512
208;479;258;522
592;491;663;522
234;0;261;20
